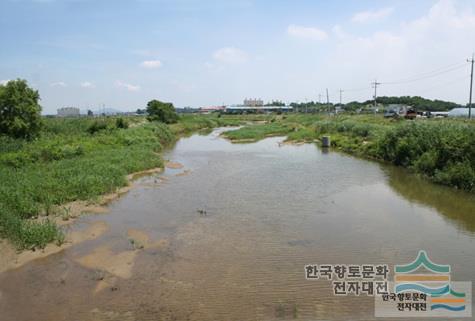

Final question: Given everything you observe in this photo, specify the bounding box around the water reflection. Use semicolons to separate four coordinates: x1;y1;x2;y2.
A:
384;166;475;234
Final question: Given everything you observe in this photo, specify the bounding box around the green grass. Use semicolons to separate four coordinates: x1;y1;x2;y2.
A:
170;114;245;135
0;115;214;250
2;113;474;249
223;114;475;192
223;121;291;141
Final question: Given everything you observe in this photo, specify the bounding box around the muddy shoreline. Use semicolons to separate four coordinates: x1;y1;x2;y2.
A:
0;166;168;274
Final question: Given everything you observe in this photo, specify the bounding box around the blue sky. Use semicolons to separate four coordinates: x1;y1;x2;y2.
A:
1;0;474;114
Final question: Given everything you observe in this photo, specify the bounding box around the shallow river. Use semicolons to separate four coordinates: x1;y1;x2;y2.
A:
1;127;475;321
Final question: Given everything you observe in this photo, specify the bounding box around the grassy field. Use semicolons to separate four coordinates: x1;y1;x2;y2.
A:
2;113;474;249
223;114;475;192
0;115;243;250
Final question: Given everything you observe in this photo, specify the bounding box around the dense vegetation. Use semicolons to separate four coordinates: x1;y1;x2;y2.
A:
1;99;473;250
223;115;475;192
372;96;461;111
289;95;463;112
0;114;242;250
0;79;42;139
146;99;179;124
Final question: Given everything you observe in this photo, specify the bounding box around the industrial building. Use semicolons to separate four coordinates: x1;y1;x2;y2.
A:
57;107;80;117
243;98;264;107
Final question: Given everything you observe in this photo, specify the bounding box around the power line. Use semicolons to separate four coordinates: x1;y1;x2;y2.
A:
382;63;466;85
342;86;371;92
417;74;470;94
340;61;467;93
311;58;471;106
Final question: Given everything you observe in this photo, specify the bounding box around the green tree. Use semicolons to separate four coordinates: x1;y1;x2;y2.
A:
146;99;178;124
0;79;42;139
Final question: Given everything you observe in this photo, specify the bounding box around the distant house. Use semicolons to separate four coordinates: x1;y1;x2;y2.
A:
57;107;80;117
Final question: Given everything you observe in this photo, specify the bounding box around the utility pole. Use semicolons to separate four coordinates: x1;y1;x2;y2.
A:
372;80;381;109
318;93;322;104
326;88;330;113
339;89;344;106
468;54;474;119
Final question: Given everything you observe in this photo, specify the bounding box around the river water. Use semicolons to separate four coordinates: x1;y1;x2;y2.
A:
1;127;475;321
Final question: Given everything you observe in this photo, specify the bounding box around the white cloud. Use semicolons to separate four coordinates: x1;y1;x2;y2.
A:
352;7;394;23
287;24;328;41
327;0;475;103
115;80;140;92
50;81;67;87
213;47;249;64
80;81;95;88
141;60;162;69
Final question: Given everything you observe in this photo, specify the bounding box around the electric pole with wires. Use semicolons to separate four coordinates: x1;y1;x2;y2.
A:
372;80;381;109
468;54;474;119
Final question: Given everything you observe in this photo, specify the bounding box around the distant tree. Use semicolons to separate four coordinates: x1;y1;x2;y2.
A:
364;96;460;111
265;100;286;106
136;108;146;115
87;109;93;116
146;100;178;124
0;79;42;139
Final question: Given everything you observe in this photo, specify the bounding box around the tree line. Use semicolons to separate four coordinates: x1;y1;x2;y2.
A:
289;96;463;112
0;79;179;140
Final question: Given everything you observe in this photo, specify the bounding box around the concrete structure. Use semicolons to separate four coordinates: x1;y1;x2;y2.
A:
225;105;292;114
57;107;80;117
243;98;263;107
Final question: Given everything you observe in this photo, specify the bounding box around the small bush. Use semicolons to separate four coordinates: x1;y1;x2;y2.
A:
87;120;108;134
0;210;63;250
434;161;475;192
116;117;129;129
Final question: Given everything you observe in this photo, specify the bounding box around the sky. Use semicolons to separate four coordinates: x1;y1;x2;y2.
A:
0;0;475;114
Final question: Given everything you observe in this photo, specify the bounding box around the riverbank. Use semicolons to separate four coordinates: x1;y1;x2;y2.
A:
223;114;475;192
3;125;474;321
2;113;473;252
0;115;243;250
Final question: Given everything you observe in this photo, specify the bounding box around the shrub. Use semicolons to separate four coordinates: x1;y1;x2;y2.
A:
116;117;129;129
0;209;63;250
87;120;108;134
434;161;475;192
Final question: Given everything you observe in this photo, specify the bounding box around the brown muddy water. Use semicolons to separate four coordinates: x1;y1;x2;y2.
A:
1;127;475;321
